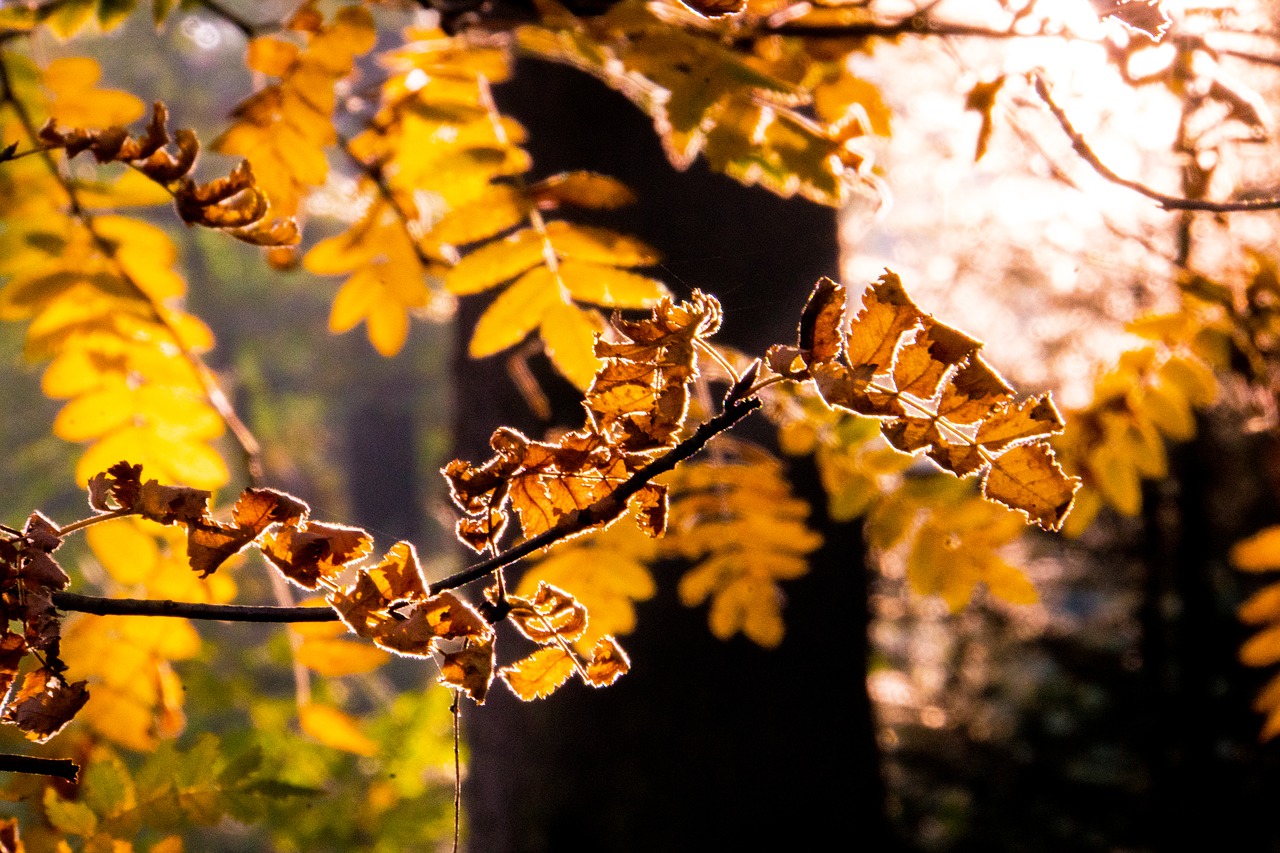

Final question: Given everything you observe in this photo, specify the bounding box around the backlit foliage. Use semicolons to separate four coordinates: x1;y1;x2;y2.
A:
13;0;1280;845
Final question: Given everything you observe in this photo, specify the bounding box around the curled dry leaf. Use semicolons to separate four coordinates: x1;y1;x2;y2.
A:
584;636;630;687
39;103;298;247
1;668;89;743
508;582;589;644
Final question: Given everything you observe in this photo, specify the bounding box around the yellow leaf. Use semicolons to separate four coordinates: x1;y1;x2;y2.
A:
541;301;603;390
1231;526;1280;572
299;703;378;756
556;260;666;309
85;518;159;585
294;637;391;677
500;646;577;701
544;221;659;267
1241;623;1280;668
983;557;1039;606
468;266;558;358
43;56;145;129
247;36;300;76
445;227;545;295
1240;582;1280;625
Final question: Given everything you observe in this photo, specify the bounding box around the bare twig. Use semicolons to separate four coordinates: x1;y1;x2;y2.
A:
52;591;337;623
0;753;79;780
1031;73;1280;213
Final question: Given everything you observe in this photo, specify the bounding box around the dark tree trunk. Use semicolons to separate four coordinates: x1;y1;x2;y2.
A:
457;61;895;851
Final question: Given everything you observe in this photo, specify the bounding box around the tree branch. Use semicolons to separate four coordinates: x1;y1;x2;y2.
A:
51;592;337;623
1032;73;1280;213
0;753;79;781
427;394;762;595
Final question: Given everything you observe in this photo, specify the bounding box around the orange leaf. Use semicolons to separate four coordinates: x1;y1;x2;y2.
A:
440;639;496;703
261;522;373;589
982;442;1079;530
299;703;377;756
583;636;630;687
508;582;588;644
500;646;577;701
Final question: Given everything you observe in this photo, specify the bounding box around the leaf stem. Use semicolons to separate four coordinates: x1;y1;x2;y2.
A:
54;508;135;538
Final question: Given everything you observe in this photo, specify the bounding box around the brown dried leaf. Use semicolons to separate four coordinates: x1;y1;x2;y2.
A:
86;461;142;512
881;417;940;454
261;522;373;589
630;483;667;538
976;395;1065;450
936;358;1014;424
798;276;846;366
1;669;89;743
982;442;1079;530
583;635;630;687
500;646;577;701
0;632;26;699
927;440;986;477
845;271;925;374
136;480;211;527
440;639;496;704
509;582;589;644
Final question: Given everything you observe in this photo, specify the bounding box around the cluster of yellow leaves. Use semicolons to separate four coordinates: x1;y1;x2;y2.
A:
665;442;821;647
868;476;1036;611
516;0;887;206
0;56;251;751
216;3;376;265
306;24;668;379
0;0;180;39
770;273;1079;530
1230;527;1280;739
1054;338;1217;535
0;55;229;490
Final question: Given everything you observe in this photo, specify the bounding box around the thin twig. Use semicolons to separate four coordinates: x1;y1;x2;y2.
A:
452;691;462;853
51;591;338;623
0;51;266;483
1031;72;1280;213
0;753;79;780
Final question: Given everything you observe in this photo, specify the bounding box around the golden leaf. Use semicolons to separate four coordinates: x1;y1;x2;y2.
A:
1232;527;1280;573
981;442;1078;531
299;703;378;757
500;646;577;701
